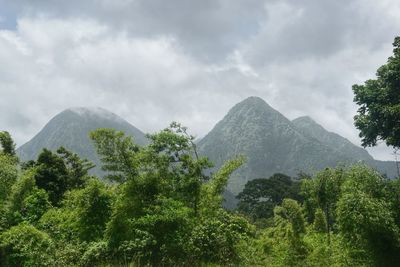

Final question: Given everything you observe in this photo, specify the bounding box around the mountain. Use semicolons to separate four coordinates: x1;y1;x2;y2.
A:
292;116;373;162
198;97;398;195
292;116;399;178
16;100;398;197
17;107;147;174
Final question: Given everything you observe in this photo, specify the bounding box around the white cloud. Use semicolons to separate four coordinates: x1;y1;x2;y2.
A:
0;17;252;147
0;0;399;161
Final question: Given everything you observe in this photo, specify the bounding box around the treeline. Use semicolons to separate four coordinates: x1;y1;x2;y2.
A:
1;125;400;266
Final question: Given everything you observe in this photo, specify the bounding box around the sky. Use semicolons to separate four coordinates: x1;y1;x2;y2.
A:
0;0;399;160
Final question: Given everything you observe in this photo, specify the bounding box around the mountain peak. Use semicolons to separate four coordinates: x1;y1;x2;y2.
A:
292;115;374;162
68;106;108;114
65;107;124;122
240;96;268;104
227;96;282;121
234;96;272;109
292;116;315;123
17;107;147;175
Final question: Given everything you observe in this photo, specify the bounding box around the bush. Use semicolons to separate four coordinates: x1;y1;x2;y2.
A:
0;223;56;267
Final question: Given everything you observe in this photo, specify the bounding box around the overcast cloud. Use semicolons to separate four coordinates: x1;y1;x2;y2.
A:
0;0;399;160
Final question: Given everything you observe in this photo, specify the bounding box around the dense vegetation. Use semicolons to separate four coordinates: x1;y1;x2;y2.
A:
1;123;400;266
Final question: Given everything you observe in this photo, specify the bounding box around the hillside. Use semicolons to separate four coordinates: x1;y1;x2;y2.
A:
17;107;147;175
198;97;398;195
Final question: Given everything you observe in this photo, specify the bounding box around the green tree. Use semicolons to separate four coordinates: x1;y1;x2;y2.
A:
189;210;254;265
0;132;18;211
0;223;55;267
301;167;345;237
353;36;400;148
237;173;302;221
90;124;247;265
267;199;308;266
89;128;141;183
336;165;400;266
200;156;245;216
33;149;69;205
0;154;18;204
90;125;212;264
31;147;93;205
0;131;16;157
313;208;327;233
20;188;51;225
62;179;114;242
56;147;95;189
3;169;37;226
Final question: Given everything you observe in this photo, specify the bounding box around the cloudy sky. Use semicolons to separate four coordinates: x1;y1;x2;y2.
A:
1;0;399;160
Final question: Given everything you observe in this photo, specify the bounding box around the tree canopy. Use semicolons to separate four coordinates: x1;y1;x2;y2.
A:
237;173;302;221
353;36;400;148
2;126;400;266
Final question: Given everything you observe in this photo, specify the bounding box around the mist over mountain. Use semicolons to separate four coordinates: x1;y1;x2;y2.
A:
198;97;398;195
17;107;147;175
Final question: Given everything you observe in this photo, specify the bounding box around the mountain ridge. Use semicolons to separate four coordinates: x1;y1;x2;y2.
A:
198;96;398;195
16;98;399;195
17;107;148;175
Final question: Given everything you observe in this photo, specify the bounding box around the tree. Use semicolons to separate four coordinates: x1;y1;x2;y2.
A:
56;147;95;189
3;170;37;227
271;199;308;266
237;173;302;221
0;223;55;267
89;128;141;183
313;208;327;233
62;179;113;242
0;132;18;207
90;125;212;264
353;36;400;149
90;124;247;265
33;149;69;205
0;154;18;204
30;148;93;205
0;131;16;157
336;165;400;266
301;167;345;237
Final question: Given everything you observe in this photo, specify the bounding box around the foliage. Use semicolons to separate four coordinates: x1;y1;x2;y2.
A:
0;223;55;267
30;147;93;205
0;154;18;204
237;173;302;221
200;156;245;216
0;131;18;213
313;208;327;233
2;124;400;266
90;123;247;266
189;210;254;265
0;131;16;157
301;167;345;232
62;179;114;242
353;36;400;148
90;128;141;183
3;169;38;227
20;188;51;224
336;165;400;266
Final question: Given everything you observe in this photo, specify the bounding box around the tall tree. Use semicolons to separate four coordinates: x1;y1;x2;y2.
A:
32;147;93;205
237;173;302;221
0;131;16;157
90;124;246;265
353;36;400;149
336;165;400;266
